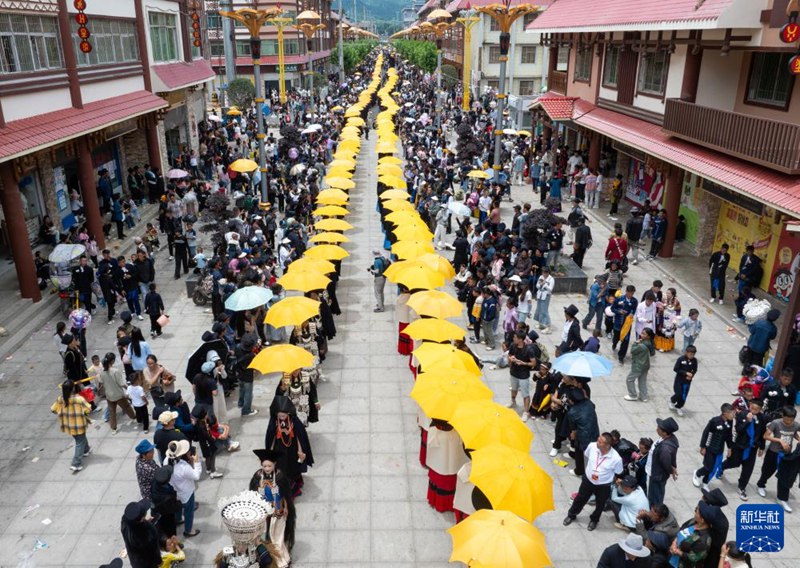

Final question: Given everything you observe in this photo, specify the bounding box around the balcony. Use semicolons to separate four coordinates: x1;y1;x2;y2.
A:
663;98;800;175
549;71;567;95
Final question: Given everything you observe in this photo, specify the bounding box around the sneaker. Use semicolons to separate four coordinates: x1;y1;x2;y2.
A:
243;409;258;417
485;346;494;351
548;448;558;457
702;483;710;492
692;471;702;488
540;327;551;335
83;448;92;457
709;298;715;304
107;319;115;325
227;441;241;452
208;471;224;479
718;300;724;305
111;428;119;436
639;398;649;402
676;408;684;417
739;489;748;501
143;429;149;434
70;465;83;473
137;314;144;321
757;486;767;497
778;499;793;513
521;412;530;422
669;401;677;411
505;400;516;408
623;395;638;401
613;522;630;531
169;256;174;260
569;469;579;477
631;259;638;265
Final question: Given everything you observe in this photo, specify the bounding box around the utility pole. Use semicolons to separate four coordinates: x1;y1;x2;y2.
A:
220;0;236;100
338;2;344;84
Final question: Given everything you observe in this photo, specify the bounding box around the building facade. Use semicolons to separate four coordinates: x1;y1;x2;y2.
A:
0;0;212;301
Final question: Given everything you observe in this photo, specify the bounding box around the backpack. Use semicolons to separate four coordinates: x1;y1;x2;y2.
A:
537;342;550;364
376;256;391;276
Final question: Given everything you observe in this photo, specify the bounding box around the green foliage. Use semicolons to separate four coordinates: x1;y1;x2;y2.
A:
227;78;255;109
441;64;459;89
392;40;437;74
374;20;402;37
342;40;378;73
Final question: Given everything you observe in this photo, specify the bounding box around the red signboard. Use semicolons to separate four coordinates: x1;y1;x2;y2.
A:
780;22;800;43
789;54;800;75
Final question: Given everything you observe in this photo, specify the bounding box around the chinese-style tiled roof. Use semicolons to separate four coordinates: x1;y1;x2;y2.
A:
0;91;167;164
446;0;553;11
529;95;578;119
526;0;761;33
152;59;215;91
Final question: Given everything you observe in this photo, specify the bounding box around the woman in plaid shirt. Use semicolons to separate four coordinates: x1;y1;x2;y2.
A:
51;380;92;473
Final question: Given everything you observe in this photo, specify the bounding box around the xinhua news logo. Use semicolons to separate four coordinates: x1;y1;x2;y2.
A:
736;504;784;553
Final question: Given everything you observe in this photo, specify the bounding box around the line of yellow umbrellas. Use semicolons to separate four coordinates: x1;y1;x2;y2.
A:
373;63;554;568
246;54;387;377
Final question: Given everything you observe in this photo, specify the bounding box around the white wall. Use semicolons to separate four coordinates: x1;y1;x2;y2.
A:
81;77;147;104
2;89;72;122
695;50;743;111
74;0;136;18
598;85;616;101
632;45;687;115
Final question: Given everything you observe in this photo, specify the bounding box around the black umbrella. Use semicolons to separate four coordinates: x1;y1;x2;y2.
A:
185;338;229;382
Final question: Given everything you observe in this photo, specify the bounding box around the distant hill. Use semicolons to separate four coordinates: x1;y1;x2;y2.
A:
338;0;407;22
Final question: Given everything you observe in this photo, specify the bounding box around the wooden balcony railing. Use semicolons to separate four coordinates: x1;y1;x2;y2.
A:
663;98;800;175
549;70;567;94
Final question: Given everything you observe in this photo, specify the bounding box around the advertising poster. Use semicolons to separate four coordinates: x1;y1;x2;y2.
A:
625;157;666;206
768;227;800;301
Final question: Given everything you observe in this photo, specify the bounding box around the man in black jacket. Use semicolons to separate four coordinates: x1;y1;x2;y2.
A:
71;255;95;313
557;304;583;357
708;243;730;304
120;499;161;568
721;398;766;501
625;208;644;265
648;417;680;506
693;403;735;491
571;217;592;268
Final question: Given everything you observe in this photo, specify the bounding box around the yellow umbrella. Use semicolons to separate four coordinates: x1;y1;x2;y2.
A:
331;105;344;112
377;164;403;177
379;189;411;200
410;370;492;421
313;205;349;217
333;150;357;161
412;343;482;375
384;262;445;290
385;210;421;224
381;199;415;213
346;116;365;127
450;401;534;453
304;244;350;261
344;107;362;117
385;259;450;282
391;240;435;260
287;257;335;274
263;296;321;327
337;141;361;152
417;253;456;279
309;232;350;244
315;194;349;206
517;129;532;137
407;290;462;319
467;169;491;179
326;177;356;190
376;141;398;154
226;108;242;116
314;218;353;232
379;156;403;165
448;510;551;568
325;168;354;178
469;444;555;522
249;344;315;375
277;270;332;293
317;188;350;201
404;318;465;342
378;175;407;189
328;159;356;169
229;158;259;172
393;224;433;241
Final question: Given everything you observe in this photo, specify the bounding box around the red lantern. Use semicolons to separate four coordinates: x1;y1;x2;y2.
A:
192;21;201;30
194;39;202;47
74;0;91;53
80;40;92;53
73;0;86;10
781;22;800;44
78;26;90;39
75;13;87;25
789;54;800;75
191;12;200;21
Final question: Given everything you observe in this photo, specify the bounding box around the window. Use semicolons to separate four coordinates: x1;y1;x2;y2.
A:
72;18;139;66
746;52;794;108
235;40;251;56
261;40;300;56
520;46;536;64
555;46;569;71
487;80;499;90
210;41;224;56
637;50;669;95
149;12;179;62
207;11;222;30
519;80;536;95
574;48;592;81
0;13;62;73
522;13;538;29
602;45;619;88
490;18;500;32
488;45;501;63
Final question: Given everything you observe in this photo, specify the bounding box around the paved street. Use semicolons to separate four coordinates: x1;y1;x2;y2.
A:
1;132;799;567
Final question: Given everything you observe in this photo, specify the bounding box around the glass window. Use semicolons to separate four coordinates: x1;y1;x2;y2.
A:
602;46;619;87
489;45;501;63
0;13;62;73
236;40;251;56
519;80;536;95
489;18;500;32
522;13;538;29
746;52;794;108
207;11;222;29
72;18;139;66
520;46;536;64
149;12;179;63
556;46;569;72
210;41;224;56
637;51;669;95
574;48;592;81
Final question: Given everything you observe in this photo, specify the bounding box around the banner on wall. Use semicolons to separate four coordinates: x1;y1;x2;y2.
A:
768;227;800;302
625;157;666;206
714;202;775;284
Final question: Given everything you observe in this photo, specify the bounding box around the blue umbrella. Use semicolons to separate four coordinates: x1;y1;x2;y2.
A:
224;286;274;312
483;168;508;184
552;351;613;378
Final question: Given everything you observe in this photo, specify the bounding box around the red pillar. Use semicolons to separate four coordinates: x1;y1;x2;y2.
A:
0;163;41;301
775;280;800;373
659;165;683;258
76;136;105;249
146;120;163;173
588;131;601;171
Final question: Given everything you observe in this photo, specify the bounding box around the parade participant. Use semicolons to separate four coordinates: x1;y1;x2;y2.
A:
692;403;734;491
276;367;319;426
720;398;766;501
250;449;296;564
669;345;698;417
612;285;638;363
755;406;800;509
708;244;730;304
426;418;469;513
264;396;314;496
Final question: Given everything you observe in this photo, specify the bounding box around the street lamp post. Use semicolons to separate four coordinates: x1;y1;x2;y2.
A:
267;15;293;105
220;7;282;204
456;9;480;112
477;1;539;182
295;10;326;110
424;9;455;130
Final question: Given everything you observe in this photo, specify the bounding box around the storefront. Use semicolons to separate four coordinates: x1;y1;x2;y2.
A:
163;104;190;161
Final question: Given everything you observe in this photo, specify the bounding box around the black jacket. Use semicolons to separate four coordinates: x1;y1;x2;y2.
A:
731;410;767;452
71;265;94;293
699;415;732;455
625;217;643;242
673;355;698;380
558;319;583;354
649;435;679;482
574;224;593;250
567;398;600;450
120;517;161;568
708;251;730;279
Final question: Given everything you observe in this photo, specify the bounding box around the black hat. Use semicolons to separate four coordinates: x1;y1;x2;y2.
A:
122;499;151;522
61;333;74;345
527;329;539;342
201;330;216;342
154;465;173;484
99;559;123;568
620;475;638;488
767;309;781;322
120;311;132;322
656;417;679;434
270;395;296;416
212;322;226;333
568;387;586;403
701;487;728;507
164;390;182;406
191;405;207;419
646;530;671;552
697;501;722;525
253;449;281;463
564;304;579;317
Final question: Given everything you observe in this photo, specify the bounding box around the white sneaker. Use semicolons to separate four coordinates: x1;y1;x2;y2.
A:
757;486;767;497
778;499;793;513
623;395;638;401
208;471;224;479
69;465;83;473
702;483;710;492
169;256;174;260
111;428;119;436
669;401;676;410
227;441;240;452
718;300;724;305
521;412;530;422
676;408;684;417
137;314;144;321
739;489;748;501
506;400;516;408
692;471;702;488
709;298;715;304
549;448;558;457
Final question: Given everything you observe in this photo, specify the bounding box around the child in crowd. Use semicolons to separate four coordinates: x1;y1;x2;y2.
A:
676;308;702;352
127;373;149;433
193;246;208;273
669;345;698;416
732;384;755;414
159;534;185;567
582;329;601;353
693;403;735;491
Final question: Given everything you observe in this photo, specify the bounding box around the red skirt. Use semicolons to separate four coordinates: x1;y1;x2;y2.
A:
398;322;413;355
453;509;470;524
427;469;457;513
419;428;428;468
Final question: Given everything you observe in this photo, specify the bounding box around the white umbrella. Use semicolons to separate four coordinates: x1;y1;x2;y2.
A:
404;102;414;107
48;243;86;264
290;163;307;176
167;168;190;179
307;124;323;131
301;127;316;135
207;115;222;123
447;201;472;217
224;286;274;312
503;129;518;136
404;117;415;123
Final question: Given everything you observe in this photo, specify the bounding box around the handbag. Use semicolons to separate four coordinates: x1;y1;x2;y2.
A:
157;314;170;328
738;345;750;365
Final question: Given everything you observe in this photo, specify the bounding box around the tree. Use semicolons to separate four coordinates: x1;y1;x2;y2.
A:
455;122;481;163
199;193;234;256
391;40;437;73
227;78;255;109
343;40;378;73
278;124;303;160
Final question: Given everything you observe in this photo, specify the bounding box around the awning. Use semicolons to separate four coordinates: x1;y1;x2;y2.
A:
532;94;800;217
529;95;579;120
0;91;167;164
152;59;215;91
526;0;762;33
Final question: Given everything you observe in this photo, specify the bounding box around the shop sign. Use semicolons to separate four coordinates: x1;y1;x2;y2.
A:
701;179;763;215
768;227;800;301
789;54;800;75
780;22;800;43
285;65;298;72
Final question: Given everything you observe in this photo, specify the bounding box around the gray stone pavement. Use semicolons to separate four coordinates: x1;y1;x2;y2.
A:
0;131;799;567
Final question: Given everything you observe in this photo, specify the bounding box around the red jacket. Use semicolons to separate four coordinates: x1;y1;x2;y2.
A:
605;237;628;262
